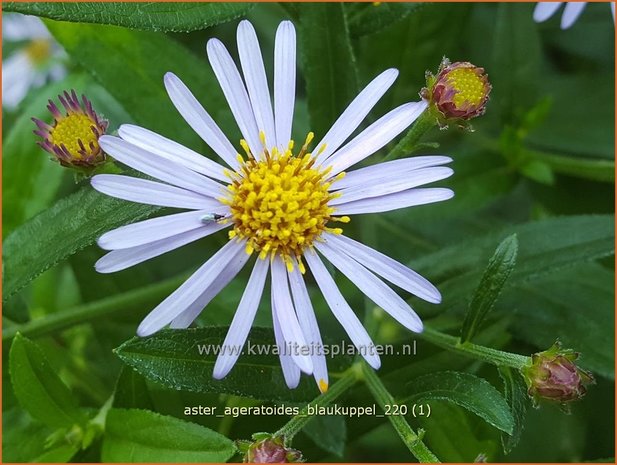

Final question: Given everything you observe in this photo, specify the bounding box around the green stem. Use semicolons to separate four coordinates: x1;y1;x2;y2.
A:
362;364;440;463
2;274;188;342
420;326;530;370
275;366;360;441
383;109;437;162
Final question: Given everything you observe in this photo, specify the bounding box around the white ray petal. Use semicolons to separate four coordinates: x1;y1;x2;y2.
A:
237;20;276;149
334;188;454;215
163;72;239;169
137;240;245;336
91;174;221;210
273;298;301;389
331;167;453;205
533;2;563;22
95;223;228;273
324;101;427;176
561;1;587;28
304;251;381;369
289;262;329;392
331;156;452;191
274;21;296;148
207;38;262;156
118;124;228;182
99;136;225;199
316;242;423;332
98;209;228;250
3;14;50;41
325;233;441;304
169;246;251;329
271;257;313;374
314;69;399;164
2;52;34;109
212;259;270;378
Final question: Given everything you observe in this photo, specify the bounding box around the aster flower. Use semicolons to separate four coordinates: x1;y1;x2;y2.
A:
33;90;108;172
533;2;615;29
92;20;454;392
2;13;66;110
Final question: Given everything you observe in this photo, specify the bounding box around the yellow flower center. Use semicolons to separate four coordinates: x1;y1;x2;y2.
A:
24;39;52;65
50;113;99;159
223;134;347;271
446;68;485;108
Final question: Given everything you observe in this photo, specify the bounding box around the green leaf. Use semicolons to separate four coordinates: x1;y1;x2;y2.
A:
9;333;87;429
298;3;358;139
113;367;155;411
404;371;515;434
417;402;499;462
347;2;423;37
3;186;158;302
498;367;528;454
44;20;227;148
102;408;236;462
115;327;348;402
519;159;555;185
4;2;253;32
303;415;346;457
491;2;542;122
461;234;518;343
505;263;615;379
413;215;614;292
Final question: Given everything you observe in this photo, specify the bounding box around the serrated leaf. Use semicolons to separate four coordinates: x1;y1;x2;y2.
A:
461;234;518;343
4;2;253;32
499;366;529;454
115;327;350;401
404;371;515;434
102;408;236;462
9;333;87;429
303;415;347;457
299;3;358;139
3;187;158;302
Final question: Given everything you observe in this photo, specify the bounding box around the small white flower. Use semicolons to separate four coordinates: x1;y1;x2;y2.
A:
92;20;454;392
533;2;615;29
2;13;66;110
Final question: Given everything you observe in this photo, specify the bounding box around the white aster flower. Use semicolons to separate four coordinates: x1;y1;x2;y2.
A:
533;2;615;29
2;13;66;110
92;20;454;392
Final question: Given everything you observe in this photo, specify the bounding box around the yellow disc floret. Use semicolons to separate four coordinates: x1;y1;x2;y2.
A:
223;134;347;271
50;113;100;159
24;39;51;64
445;67;486;108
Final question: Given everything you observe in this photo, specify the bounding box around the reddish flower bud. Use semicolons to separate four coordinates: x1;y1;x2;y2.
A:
422;58;491;127
522;342;595;407
32;89;108;174
239;434;303;463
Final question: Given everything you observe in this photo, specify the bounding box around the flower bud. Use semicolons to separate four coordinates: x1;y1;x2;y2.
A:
33;89;108;174
238;434;303;463
522;342;595;407
422;58;491;127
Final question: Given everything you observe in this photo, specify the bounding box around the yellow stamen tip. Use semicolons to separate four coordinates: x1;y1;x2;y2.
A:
319;379;329;393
